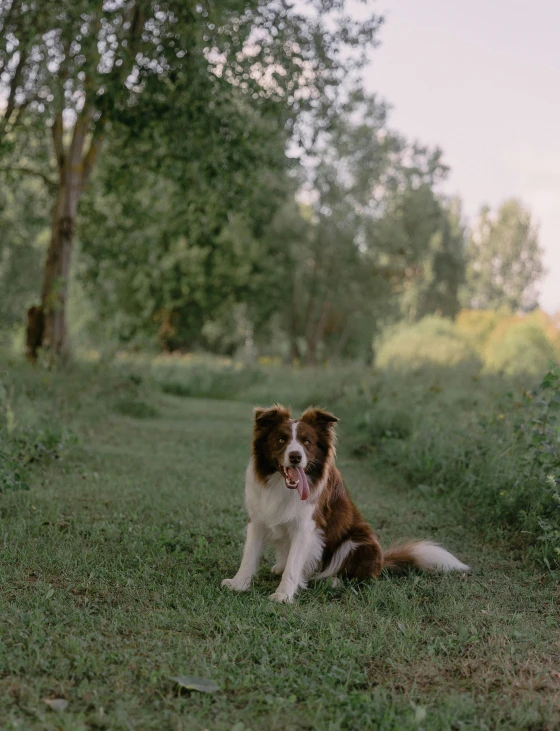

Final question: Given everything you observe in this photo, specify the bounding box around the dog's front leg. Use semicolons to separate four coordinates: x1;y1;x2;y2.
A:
269;527;317;603
222;521;265;592
271;538;290;575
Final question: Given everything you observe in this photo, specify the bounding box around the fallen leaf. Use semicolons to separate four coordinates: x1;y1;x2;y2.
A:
43;698;68;711
171;675;220;693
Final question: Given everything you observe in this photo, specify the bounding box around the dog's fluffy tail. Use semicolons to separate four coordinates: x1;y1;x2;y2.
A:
383;540;469;573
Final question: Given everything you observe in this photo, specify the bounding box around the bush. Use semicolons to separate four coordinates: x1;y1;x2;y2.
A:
455;308;509;351
484;315;558;375
375;316;482;373
375;312;559;378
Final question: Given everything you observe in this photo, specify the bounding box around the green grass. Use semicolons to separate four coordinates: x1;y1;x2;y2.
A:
1;370;560;729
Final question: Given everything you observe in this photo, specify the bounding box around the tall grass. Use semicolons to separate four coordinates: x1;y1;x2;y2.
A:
354;364;560;568
0;349;157;492
147;353;374;410
0;357;73;493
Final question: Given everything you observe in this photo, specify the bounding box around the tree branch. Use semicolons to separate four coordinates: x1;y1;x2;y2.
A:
68;105;95;168
51;112;65;171
0;165;57;190
82;116;106;188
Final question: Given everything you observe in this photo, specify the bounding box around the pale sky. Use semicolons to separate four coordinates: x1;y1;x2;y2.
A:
360;0;560;313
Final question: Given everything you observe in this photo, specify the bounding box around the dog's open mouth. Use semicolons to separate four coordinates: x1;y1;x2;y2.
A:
278;465;310;501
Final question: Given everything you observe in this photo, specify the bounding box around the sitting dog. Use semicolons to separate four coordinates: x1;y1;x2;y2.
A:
222;405;469;603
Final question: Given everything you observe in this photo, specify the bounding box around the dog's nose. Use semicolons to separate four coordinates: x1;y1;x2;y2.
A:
288;451;302;465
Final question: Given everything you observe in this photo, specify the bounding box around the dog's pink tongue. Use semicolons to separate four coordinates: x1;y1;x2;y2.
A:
296;467;309;501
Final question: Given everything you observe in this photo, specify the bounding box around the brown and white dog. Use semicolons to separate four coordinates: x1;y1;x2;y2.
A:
222;404;469;603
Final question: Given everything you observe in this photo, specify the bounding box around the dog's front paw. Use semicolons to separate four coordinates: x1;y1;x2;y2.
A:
221;577;251;592
268;590;293;604
271;563;285;575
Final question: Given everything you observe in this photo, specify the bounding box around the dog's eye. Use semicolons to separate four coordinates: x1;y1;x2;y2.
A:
278;438;285;444
303;439;310;446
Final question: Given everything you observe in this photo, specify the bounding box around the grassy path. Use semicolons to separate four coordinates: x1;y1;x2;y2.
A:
1;395;559;730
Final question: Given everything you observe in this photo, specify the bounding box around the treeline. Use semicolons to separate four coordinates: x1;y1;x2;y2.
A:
0;1;545;364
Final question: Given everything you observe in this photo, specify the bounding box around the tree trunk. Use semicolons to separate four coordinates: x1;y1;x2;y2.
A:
26;110;103;361
26;305;44;362
329;317;351;362
39;182;79;358
288;279;301;362
305;301;329;367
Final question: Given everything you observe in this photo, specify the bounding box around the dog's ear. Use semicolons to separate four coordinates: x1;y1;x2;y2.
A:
253;404;291;430
301;407;339;428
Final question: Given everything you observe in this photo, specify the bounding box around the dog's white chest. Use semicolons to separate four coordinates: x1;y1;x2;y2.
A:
244;463;313;529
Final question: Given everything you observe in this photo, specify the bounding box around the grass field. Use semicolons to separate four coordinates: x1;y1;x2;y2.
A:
1;363;560;730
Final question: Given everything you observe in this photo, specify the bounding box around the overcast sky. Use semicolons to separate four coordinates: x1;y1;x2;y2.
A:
359;0;560;313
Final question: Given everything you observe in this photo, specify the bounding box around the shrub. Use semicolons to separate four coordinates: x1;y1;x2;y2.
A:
455;308;509;350
375;316;482;373
483;315;558;375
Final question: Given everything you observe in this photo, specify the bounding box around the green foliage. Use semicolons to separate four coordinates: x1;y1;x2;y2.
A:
1;0;385;357
517;368;560;565
270;92;458;363
356;364;560;568
463;199;545;311
78;123;293;350
455;308;508;350
484;315;558;375
376;311;560;376
399;196;466;321
0;166;50;334
0;451;29;493
76;84;461;362
375;316;482;372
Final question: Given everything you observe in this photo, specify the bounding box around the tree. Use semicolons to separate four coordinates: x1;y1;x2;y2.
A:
382;191;466;321
72;82;455;363
277;90;404;364
272;91;453;363
0;0;382;359
463;199;544;311
74;68;297;352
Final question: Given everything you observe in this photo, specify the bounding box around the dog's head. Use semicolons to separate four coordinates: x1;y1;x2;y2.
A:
252;404;338;499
